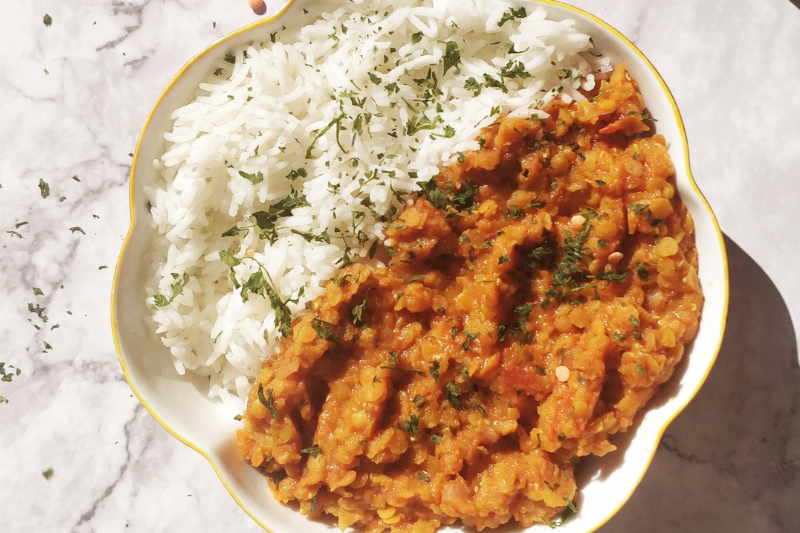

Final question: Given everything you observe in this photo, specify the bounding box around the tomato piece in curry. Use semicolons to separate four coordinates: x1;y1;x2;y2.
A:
236;65;703;532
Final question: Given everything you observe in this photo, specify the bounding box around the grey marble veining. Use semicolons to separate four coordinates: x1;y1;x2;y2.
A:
0;0;798;532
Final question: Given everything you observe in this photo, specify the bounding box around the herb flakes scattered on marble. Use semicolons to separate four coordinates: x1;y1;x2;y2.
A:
38;179;50;198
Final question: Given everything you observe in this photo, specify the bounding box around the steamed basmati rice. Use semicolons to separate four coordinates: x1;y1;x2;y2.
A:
145;0;610;412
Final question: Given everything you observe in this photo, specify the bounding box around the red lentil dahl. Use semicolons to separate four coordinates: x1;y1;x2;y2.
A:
237;65;703;532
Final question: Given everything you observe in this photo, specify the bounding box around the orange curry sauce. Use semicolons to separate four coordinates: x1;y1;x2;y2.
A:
237;65;703;532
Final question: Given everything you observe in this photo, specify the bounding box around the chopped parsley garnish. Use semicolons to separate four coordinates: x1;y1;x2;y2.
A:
628;203;648;215
238;170;264;184
635;363;646;374
500;60;530;79
69;227;85;235
42;468;54;480
43;14;52;27
635;262;651;280
470;400;488;417
32;287;44;296
412;31;423;44
464;77;482;96
351;290;370;325
462;332;479;351
629;316;640;328
431;125;456;139
153;272;189;308
431;433;442;444
257;384;279;418
417;471;431;482
300;445;321;457
498;7;527;27
311;318;339;342
252;189;310;242
397;413;420;436
498;254;510;264
593;271;630;282
405;113;443;136
430;361;440;383
306;112;346;158
38;179;50;198
442;41;461;75
445;382;463;409
310;496;317;513
482;73;508;93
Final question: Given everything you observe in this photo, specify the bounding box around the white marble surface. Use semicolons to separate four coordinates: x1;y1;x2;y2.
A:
1;0;798;531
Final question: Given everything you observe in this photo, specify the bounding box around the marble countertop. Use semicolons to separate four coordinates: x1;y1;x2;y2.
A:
1;0;798;531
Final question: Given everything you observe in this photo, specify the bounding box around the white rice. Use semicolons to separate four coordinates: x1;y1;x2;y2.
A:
144;0;611;412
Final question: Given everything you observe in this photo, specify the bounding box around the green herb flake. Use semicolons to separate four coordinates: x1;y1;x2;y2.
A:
43;14;52;27
442;41;461;75
431;433;442;445
257;384;279;418
635;363;646;374
464;77;482;96
628;203;648;215
42;468;54;480
500;60;530;79
69;227;85;235
312;318;339;343
430;361;440;383
38;179;50;198
417;471;431;482
32;287;44;296
351;290;370;325
153;272;190;308
238;170;264;184
629;316;640;328
300;445;322;458
462;332;479;351
412;31;423;44
445;382;463;410
397;413;420;436
219;250;242;267
498;7;527;27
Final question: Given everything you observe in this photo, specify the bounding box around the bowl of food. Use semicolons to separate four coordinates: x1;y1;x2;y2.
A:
112;0;728;531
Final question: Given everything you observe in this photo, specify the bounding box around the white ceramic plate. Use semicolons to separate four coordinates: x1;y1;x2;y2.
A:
112;1;729;531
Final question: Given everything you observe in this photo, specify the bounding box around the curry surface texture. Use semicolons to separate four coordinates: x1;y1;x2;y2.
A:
237;65;703;532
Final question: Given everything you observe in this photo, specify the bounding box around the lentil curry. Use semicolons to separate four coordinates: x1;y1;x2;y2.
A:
237;65;703;532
